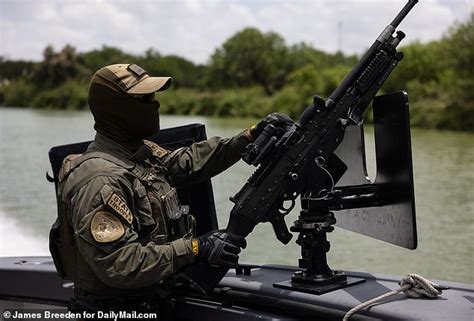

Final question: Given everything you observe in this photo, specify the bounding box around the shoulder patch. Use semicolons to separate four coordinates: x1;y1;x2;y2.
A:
91;211;125;243
144;140;169;158
107;193;133;225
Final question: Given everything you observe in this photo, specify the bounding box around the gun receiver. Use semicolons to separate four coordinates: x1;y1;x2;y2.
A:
184;0;418;292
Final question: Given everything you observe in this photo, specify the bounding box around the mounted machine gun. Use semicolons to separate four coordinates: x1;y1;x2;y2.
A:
185;0;419;293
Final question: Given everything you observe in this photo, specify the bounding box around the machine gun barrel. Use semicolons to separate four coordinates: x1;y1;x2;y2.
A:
326;0;417;108
391;0;418;28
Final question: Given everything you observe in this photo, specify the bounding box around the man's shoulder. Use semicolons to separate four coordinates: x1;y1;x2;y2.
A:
61;153;134;195
72;154;131;176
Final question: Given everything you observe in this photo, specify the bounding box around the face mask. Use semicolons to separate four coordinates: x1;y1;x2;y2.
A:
127;98;161;138
88;83;161;148
132;93;157;103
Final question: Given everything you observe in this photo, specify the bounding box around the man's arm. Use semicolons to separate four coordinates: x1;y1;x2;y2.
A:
166;129;253;186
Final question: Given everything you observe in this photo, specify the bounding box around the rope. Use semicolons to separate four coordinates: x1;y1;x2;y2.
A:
343;273;444;321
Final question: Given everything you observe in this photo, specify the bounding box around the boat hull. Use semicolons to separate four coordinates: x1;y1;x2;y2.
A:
0;257;472;321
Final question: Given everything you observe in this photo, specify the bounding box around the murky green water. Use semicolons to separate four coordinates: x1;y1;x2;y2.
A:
0;107;473;283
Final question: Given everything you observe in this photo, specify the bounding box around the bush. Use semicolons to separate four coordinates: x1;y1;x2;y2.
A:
32;80;88;109
159;89;206;115
271;86;308;119
214;87;271;117
159;87;273;118
2;78;36;107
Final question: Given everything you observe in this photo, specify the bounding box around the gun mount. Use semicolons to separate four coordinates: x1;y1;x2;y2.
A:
274;91;417;294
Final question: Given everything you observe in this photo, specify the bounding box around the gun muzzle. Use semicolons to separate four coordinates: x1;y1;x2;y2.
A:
390;0;418;29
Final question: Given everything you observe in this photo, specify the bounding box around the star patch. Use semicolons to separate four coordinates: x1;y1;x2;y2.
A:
91;211;125;243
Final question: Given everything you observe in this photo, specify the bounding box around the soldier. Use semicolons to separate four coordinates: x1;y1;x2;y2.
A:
49;64;292;318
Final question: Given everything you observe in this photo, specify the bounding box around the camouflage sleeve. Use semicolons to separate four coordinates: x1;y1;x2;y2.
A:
166;129;253;186
66;173;195;289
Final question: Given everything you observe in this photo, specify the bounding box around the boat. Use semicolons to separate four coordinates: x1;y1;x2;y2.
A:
1;256;472;321
0;92;472;320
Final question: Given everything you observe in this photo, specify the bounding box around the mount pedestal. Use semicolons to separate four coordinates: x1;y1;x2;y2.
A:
274;207;364;295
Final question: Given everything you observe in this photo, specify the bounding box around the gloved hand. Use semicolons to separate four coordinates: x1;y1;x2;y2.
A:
192;230;247;267
249;112;294;139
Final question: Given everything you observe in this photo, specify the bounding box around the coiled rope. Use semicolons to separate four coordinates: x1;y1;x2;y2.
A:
343;273;445;321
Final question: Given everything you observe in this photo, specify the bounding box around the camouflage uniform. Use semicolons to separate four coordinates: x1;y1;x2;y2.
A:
57;131;251;297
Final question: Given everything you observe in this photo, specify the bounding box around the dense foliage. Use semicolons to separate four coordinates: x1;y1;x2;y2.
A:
1;15;472;131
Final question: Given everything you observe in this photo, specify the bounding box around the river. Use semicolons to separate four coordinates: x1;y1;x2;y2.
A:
0;107;472;283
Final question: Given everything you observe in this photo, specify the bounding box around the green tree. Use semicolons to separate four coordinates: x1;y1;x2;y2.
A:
208;28;290;94
0;57;35;82
383;14;474;130
139;53;202;89
382;41;444;93
443;13;474;80
2;78;36;107
80;45;135;75
287;43;357;72
439;13;474;130
31;45;88;88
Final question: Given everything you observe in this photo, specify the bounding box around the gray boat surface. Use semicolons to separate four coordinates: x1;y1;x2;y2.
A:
0;256;472;321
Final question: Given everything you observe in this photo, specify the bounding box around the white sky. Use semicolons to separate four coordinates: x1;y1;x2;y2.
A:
1;0;472;64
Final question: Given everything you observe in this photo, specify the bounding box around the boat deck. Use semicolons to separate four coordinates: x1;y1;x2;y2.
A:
218;264;473;320
0;257;472;321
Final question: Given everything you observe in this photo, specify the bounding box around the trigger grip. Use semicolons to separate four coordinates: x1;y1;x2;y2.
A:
269;214;292;244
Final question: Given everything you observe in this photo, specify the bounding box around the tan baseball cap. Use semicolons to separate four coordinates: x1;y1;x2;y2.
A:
92;63;172;94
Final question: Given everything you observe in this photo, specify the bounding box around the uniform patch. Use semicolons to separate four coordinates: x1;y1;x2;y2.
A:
144;140;168;158
91;211;125;243
128;64;147;77
107;193;133;225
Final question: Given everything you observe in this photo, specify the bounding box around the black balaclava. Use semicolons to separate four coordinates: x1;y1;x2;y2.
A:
88;82;160;151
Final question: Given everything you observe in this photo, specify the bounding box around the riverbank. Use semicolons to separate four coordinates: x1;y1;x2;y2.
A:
1;16;473;132
2;84;473;132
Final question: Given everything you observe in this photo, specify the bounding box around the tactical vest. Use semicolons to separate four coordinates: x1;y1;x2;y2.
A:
49;144;193;295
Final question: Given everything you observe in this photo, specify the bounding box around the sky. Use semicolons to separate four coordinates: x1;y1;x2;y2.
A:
1;0;472;64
